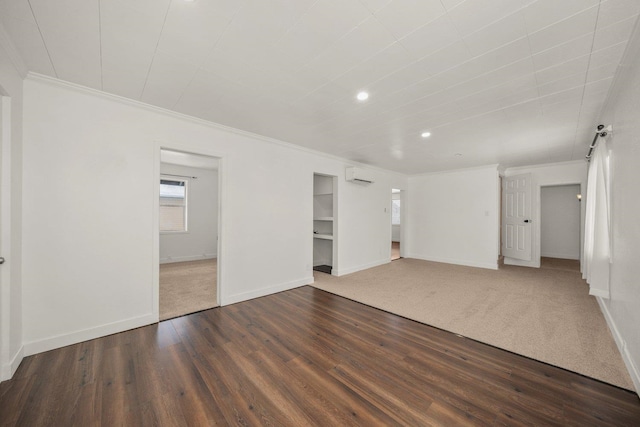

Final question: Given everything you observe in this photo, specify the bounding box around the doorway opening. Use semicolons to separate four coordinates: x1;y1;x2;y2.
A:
540;184;581;272
391;189;401;261
159;149;220;321
313;173;338;275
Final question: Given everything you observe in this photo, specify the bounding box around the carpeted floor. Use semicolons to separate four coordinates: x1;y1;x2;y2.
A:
311;257;634;390
159;259;217;321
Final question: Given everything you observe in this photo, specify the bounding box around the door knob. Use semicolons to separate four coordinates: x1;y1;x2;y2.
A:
0;257;4;264
524;219;530;223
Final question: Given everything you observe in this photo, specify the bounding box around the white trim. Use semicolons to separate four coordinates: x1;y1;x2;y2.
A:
0;96;13;381
334;258;390;276
160;254;217;264
504;160;585;174
409;163;499;178
155;145;224;325
9;346;23;377
407;254;499;270
221;277;313;306
589;288;610;299
596;297;640;394
1;346;23;381
25;73;405;179
23;314;157;357
540;252;580;260
504;257;541;268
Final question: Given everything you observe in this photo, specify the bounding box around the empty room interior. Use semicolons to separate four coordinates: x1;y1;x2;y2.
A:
1;1;640;425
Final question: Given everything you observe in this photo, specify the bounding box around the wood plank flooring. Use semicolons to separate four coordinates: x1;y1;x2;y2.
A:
1;286;639;426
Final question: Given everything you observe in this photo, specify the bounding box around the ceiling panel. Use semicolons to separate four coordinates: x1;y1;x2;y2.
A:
374;0;446;40
29;0;102;88
447;0;528;37
398;14;461;59
140;51;199;109
1;0;638;173
462;11;528;56
528;6;599;53
522;0;599;34
0;16;55;75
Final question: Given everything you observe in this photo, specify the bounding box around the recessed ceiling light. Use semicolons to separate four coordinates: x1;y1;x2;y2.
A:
421;131;431;138
356;91;369;101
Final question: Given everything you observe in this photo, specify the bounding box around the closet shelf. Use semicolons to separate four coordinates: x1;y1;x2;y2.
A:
313;234;333;240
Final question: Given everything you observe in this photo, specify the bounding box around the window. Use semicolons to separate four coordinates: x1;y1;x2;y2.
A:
392;199;401;225
160;178;187;232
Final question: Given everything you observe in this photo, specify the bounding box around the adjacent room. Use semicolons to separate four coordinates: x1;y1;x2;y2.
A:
159;149;219;321
1;0;640;425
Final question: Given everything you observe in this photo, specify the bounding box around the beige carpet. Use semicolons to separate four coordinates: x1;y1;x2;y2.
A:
159;259;217;321
312;258;634;390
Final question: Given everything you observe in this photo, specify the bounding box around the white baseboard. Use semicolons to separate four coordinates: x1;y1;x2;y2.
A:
160;254;217;264
589;288;610;299
596;297;640;395
503;256;540;268
408;254;498;270
23;313;157;357
1;345;24;381
222;276;313;306
334;258;389;276
541;252;580;260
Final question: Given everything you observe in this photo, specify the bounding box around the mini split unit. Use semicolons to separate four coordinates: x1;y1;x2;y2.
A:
345;167;375;184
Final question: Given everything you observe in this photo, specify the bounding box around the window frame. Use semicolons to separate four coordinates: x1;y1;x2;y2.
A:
391;198;401;226
159;176;189;234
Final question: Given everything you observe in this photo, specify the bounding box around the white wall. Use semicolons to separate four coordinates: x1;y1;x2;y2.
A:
391;225;401;242
0;25;24;381
596;17;640;394
159;163;218;263
540;185;581;260
20;75;408;356
406;165;500;270
504;161;587;268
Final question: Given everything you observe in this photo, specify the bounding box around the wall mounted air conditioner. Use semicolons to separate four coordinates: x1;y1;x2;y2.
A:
345;167;374;184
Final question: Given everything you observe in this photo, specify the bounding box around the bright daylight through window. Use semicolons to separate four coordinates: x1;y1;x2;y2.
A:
160;178;187;232
392;199;401;225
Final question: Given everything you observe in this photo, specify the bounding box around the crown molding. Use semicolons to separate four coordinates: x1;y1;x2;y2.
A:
503;159;586;173
409;163;499;178
25;72;407;179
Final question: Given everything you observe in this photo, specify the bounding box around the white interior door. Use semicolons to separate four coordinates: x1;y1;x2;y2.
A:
503;173;532;261
0;96;10;379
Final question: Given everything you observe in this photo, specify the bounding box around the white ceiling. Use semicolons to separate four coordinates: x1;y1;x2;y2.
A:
1;0;638;174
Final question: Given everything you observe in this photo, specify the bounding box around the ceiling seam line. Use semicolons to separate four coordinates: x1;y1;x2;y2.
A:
570;0;603;159
140;0;173;100
26;0;58;78
171;2;246;110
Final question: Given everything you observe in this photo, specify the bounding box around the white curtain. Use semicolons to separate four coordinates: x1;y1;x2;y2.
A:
582;138;611;298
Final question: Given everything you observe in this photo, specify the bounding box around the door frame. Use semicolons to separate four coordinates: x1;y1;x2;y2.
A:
153;143;224;321
390;188;403;260
539;183;584;264
504;175;585;269
0;95;12;380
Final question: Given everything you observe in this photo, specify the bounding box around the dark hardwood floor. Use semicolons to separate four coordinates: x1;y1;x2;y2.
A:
1;286;639;426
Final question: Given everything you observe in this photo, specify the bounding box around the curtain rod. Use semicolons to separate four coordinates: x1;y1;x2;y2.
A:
161;173;198;179
586;124;610;161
